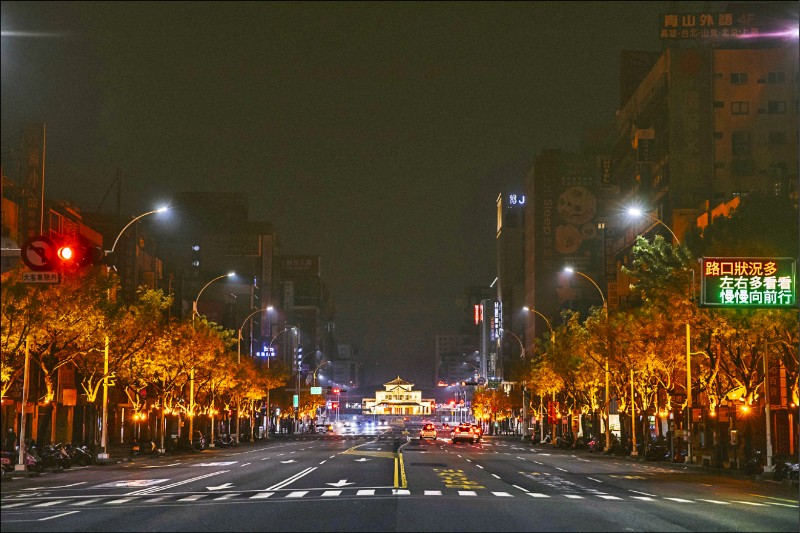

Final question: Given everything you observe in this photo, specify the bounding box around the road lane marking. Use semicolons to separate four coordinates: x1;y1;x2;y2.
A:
38;511;79;521
491;474;500;479
586;477;602;483
664;497;694;503
764;502;798;508
392;489;410;496
425;490;442;495
319;460;326;464
629;490;656;496
597;495;622;500
177;495;206;501
264;467;317;491
476;464;483;468
564;495;583;499
555;467;568;472
128;471;229;496
2;503;28;508
492;492;512;497
458;491;477;496
631;496;655;501
357;489;375;496
527;493;550;498
732;501;768;507
213;494;236;500
512;484;528;492
697;499;730;505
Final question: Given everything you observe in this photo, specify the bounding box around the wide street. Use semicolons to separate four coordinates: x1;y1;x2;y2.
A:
1;420;797;532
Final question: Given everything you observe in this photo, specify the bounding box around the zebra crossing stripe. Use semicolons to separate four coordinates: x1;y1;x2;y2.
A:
392;489;410;496
71;499;102;506
491;492;513;497
424;490;442;495
250;492;275;499
458;491;477;496
177;495;205;501
33;500;67;507
105;498;136;504
356;489;375;496
321;490;342;497
527;493;550;498
213;494;236;500
286;491;308;498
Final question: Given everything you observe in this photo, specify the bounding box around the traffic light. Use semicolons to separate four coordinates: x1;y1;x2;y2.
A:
332;388;340;395
54;237;105;270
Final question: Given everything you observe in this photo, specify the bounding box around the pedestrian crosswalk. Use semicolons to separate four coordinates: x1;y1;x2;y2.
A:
2;489;797;508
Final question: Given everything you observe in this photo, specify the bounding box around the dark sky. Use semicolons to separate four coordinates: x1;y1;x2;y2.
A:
2;1;679;387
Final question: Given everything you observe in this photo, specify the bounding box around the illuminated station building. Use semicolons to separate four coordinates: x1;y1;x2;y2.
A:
362;377;436;416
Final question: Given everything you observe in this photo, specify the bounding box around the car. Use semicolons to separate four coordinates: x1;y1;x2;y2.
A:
419;423;437;440
451;423;476;443
471;424;484;440
316;423;334;434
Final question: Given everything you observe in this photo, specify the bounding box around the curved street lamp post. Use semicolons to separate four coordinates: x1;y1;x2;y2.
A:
98;206;170;461
563;266;610;453
626;207;696;464
234;305;274;442
191;272;235;448
522;306;555;443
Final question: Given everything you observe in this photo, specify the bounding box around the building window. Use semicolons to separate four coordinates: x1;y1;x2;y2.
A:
767;101;787;114
731;101;749;115
730;72;748;85
731;159;754;177
767;71;785;84
731;131;751;156
769;131;787;145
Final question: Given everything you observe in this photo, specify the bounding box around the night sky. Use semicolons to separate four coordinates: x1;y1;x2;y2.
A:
2;1;676;387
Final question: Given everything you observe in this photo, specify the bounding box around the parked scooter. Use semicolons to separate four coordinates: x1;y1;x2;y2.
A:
744;450;764;475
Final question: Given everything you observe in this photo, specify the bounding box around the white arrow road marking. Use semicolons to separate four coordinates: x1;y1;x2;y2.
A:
207;482;234;491
355;458;370;462
326;479;354;487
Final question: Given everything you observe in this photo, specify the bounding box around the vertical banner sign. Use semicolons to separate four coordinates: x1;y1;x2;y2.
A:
700;257;796;308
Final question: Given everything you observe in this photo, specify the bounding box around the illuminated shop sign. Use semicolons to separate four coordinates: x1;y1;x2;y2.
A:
700;257;796;308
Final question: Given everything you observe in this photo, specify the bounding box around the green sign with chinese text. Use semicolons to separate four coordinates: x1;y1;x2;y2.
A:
700;257;797;308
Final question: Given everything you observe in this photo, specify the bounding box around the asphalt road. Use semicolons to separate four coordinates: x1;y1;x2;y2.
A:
1;420;797;532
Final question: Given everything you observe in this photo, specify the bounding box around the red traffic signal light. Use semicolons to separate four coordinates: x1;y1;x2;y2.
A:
332;388;340;395
54;238;105;270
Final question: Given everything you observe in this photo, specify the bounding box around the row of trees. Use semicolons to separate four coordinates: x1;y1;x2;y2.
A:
522;193;799;453
1;264;328;447
465;193;798;452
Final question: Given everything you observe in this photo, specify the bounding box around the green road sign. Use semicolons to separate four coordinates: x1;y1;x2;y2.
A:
293;394;299;408
310;386;322;395
700;257;796;308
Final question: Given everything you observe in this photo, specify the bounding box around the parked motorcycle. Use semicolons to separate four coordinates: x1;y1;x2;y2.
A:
744;450;764;475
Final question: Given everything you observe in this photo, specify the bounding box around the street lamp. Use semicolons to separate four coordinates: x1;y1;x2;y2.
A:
264;325;297;437
237;306;274;364
190;271;236;445
522;306;555;443
312;360;330;387
626;207;696;465
232;305;273;442
98;206;170;461
563;266;610;453
625;207;681;245
500;328;527;438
